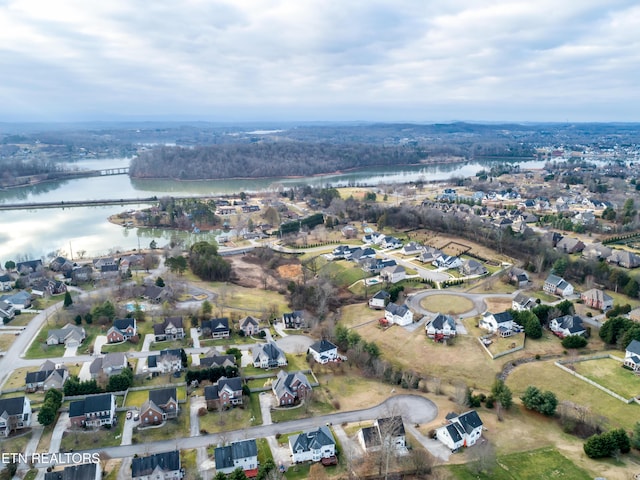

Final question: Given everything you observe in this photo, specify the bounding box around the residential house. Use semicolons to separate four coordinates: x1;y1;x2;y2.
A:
512;292;535;312
419;247;444;264
143;284;171;303
93;257;117;272
25;363;68;392
380;236;402;249
147;349;185;374
44;463;101;480
433;255;462;270
368;290;390;309
582;243;612;261
131;450;183;480
358;425;382;451
508;268;529;287
331;245;357;260
543;274;574;297
557;237;585;254
89;353;128;378
140;388;179;425
239;316;260;336
119;254;144;272
200;353;236;369
272;370;311;406
573;211;596;225
49;257;74;273
0;300;15;321
435;410;484;451
308;339;338;364
214;439;258;476
361;258;396;273
359;416;406;452
384;302;414;326
623;340;640;371
204;377;243;410
549;315;586;338
67;266;93;283
0;274;13;292
46;324;86;348
289;427;337;464
459;259;488;276
380;265;406;284
480;312;516;337
69;394;116;428
153;317;185;341
426;313;456;341
201;318;230;339
0;396;31;436
282;310;305;329
31;279;66;297
107;318;137;343
607;249;640;269
0;290;31;310
400;242;424;256
252;342;287;369
581;289;613;311
350;247;376;263
16;259;43;275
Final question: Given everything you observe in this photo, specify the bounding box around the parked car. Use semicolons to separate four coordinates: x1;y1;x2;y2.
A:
126;411;132;420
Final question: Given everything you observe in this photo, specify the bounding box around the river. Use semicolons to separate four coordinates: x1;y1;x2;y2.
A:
0;157;549;262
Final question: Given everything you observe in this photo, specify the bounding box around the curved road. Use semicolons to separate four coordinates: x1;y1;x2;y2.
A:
407;289;520;319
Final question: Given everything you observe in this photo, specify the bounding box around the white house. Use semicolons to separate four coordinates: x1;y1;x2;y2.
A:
357;416;406;452
0;396;31;436
511;292;535;312
289;427;336;464
426;313;456;340
380;265;406;284
0;301;15;321
308;339;338;364
368;290;390;309
252;342;287;369
624;340;640;371
433;255;463;270
435;410;483;451
384;302;413;326
543;274;574;297
400;242;424;256
479;311;515;337
549;315;586;338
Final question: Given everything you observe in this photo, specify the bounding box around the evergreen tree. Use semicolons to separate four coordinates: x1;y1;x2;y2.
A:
63;291;73;308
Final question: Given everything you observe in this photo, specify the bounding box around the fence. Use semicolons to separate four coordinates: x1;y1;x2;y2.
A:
477;337;524;360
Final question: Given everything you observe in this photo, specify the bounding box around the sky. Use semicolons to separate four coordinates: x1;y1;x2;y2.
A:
1;0;639;123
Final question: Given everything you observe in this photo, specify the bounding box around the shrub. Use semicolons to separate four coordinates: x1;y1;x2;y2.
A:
562;335;588;349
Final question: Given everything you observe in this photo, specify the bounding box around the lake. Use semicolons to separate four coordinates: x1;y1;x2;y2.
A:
0;157;548;262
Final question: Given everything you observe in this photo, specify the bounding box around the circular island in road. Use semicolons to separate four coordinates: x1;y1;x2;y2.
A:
419;293;475;315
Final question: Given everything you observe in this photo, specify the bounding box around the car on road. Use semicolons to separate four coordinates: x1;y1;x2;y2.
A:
126;411;132;420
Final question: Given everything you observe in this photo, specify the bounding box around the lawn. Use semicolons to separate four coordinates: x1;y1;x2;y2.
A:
0;333;18;352
131;410;190;443
125;386;187;408
319;260;369;287
182;449;199;480
2;366;35;390
194;281;290;316
270;395;334;423
506;360;639;430
59;411;126;451
419;294;474;315
199;404;257;434
25;324;104;359
338;304;383;328
0;430;32;454
447;447;592;480
256;437;273;464
199;332;259;348
483;332;525;358
572;357;640;399
531;291;558;303
5;312;36;327
102;339;143;353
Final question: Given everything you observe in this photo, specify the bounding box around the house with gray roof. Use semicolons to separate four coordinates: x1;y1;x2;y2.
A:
0;300;15;321
89;352;128;378
0;290;32;310
25;362;68;392
239;316;260;336
272;370;311;406
252;341;287;369
426;313;456;340
480;311;516;337
308;339;338;364
384;302;413;326
200;353;235;369
140;388;179;425
46;324;86;348
131;450;182;480
380;264;406;284
0;396;31;436
69;393;116;428
107;318;137;343
459;259;488;276
201;317;230;339
581;289;613;311
358;417;406;452
214;439;258;476
368;290;390;309
44;463;100;480
436;410;483;451
0;274;13;292
205;377;243;410
147;349;185;374
543;274;574;297
607;249;640;269
512;292;535;312
290;426;336;464
624;340;640;371
549;315;586;338
282;310;305;329
153;317;184;341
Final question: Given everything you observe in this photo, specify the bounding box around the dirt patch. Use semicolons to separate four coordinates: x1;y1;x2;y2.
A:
227;251;302;290
276;264;303;281
484;297;513;312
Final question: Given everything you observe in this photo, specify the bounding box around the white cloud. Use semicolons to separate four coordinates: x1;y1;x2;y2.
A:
0;0;639;121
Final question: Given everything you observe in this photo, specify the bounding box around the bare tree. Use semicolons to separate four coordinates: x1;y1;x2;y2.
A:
468;439;496;475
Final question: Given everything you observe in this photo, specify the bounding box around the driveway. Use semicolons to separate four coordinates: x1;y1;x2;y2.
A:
78;361;92;381
136;334;156;374
276;335;314;354
93;335;108;355
49;412;69;453
240;350;253;368
63;345;78;357
120;413;138;446
405;424;452;462
190;328;200;349
190;396;206;437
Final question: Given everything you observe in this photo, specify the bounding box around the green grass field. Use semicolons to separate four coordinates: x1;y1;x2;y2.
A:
59;411;126;451
419;294;474;314
572;357;640;399
131;410;190;443
447;447;592;480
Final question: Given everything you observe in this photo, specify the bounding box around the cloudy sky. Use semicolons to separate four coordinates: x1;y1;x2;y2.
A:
1;0;639;122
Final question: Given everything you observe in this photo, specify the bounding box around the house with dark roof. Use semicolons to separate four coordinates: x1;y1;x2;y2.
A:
512;292;535;312
205;377;243;410
435;410;483;450
272;370;311;406
543;274;574;297
239;316;260;336
358;417;406;452
0;396;31;436
368;290;390;309
67;265;93;284
252;342;287;369
153;317;185;341
459;259;488;277
549;315;586;338
201;317;230;339
25;362;68;392
200;353;236;369
282;310;305;329
556;237;585;254
46;324;86;348
16;259;42;275
142;284;171;303
214;439;258;476
0;273;13;292
44;463;100;480
0;290;32;310
146;349;185;374
361;258;397;274
140;388;179;426
69;394;116;428
480;311;515;337
0;300;15;321
380;265;406;284
49;257;74;273
308;339;338;364
384;302;413;326
581;289;613;311
89;353;128;378
426;313;456;341
290;426;337;464
107;318;137;343
31;279;67;297
607;249;640;269
131;450;182;480
624;340;640;371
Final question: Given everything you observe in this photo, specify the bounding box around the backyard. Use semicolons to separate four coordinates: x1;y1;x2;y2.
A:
59;411;126;451
571;356;640;400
